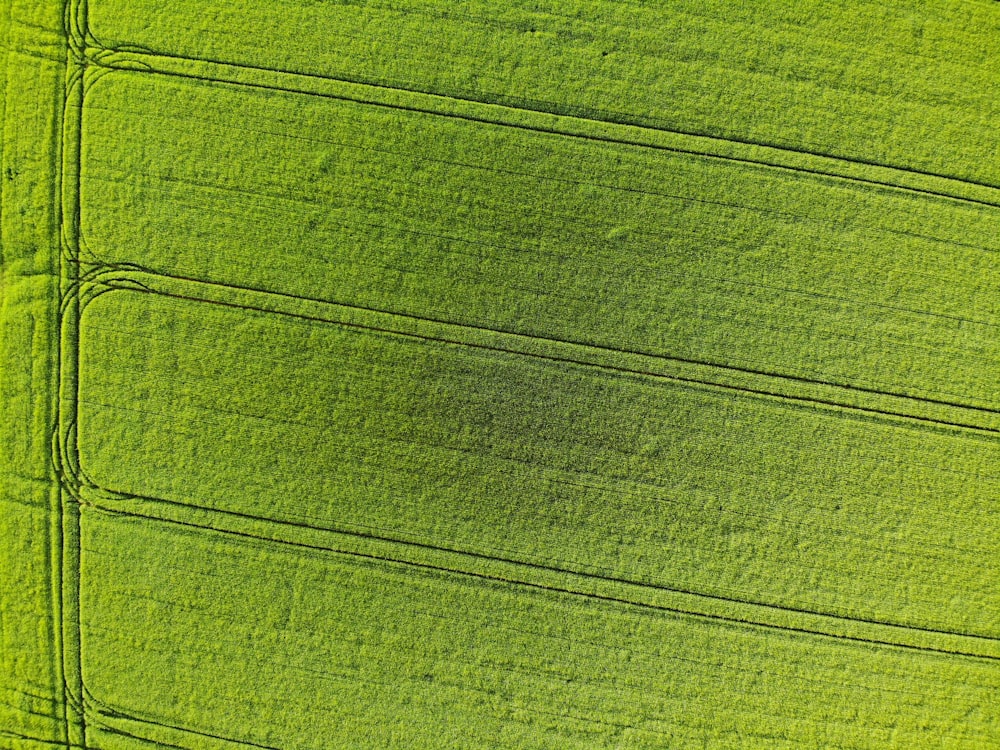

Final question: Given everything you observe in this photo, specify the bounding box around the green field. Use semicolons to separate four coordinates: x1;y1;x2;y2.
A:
3;0;1000;748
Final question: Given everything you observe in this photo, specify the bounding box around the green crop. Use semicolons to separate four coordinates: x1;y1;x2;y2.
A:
3;1;1000;748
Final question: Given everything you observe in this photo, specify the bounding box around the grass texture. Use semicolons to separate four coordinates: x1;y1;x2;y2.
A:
3;0;1000;748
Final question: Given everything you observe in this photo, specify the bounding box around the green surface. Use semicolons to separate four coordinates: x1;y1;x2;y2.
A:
3;0;1000;748
79;71;1000;409
88;0;1000;186
78;511;1000;749
77;288;1000;639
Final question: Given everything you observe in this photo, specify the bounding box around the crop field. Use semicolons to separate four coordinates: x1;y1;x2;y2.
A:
3;0;1000;748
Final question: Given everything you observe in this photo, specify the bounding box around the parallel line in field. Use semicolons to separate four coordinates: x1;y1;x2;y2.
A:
0;698;61;726
74;387;1000;574
0;684;63;708
78;306;1000;440
81;651;837;747
83;46;1000;212
88;701;281;750
77;159;999;292
68;321;1000;666
92;270;1000;433
79;500;1000;661
85;656;664;744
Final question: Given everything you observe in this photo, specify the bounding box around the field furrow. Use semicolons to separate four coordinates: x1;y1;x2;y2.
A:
76;288;1000;639
80;71;1000;413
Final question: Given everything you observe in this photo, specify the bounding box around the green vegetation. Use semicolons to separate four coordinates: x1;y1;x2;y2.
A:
77;287;1000;640
87;0;1000;187
79;511;1000;749
4;0;1000;748
80;71;1000;410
